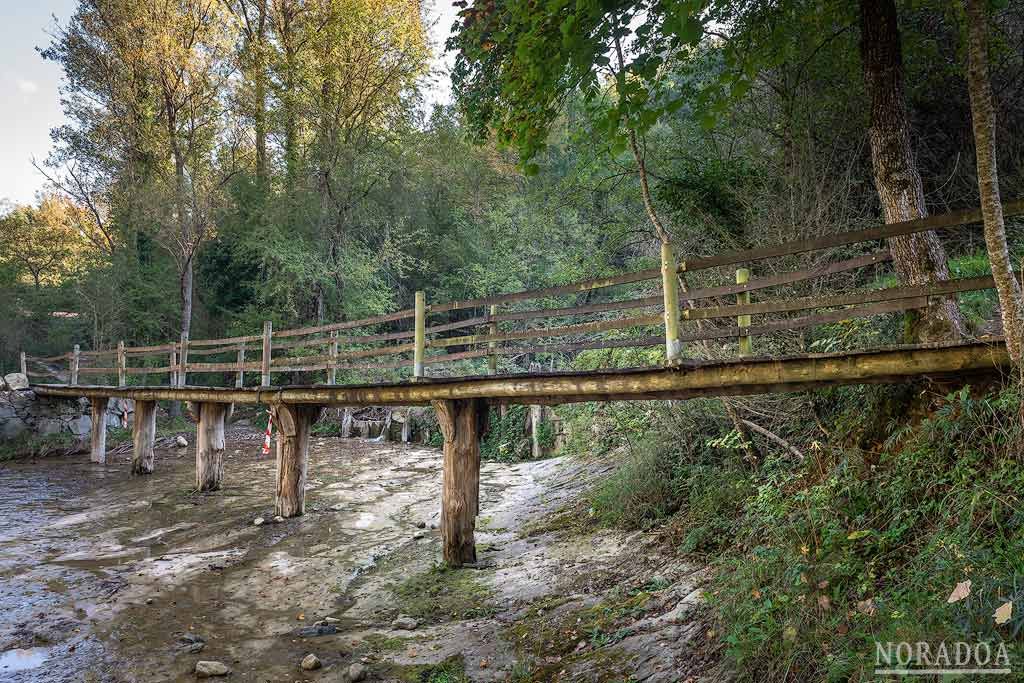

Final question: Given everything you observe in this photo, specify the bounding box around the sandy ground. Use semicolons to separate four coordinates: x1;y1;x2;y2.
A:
0;429;719;683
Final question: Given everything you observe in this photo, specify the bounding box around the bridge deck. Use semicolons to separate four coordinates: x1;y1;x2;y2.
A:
31;341;1009;407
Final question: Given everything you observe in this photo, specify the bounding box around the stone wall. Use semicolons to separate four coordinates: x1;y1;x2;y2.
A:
0;375;131;442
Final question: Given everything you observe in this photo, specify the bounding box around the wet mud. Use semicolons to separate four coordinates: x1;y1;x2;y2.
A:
0;431;714;682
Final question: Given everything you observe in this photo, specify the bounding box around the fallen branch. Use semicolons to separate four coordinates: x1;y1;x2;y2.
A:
741;419;805;462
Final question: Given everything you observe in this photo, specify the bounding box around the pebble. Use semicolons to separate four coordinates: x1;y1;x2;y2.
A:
194;660;229;677
175;435;188;448
347;662;367;682
393;615;419;630
300;653;321;671
329;503;345;512
253;517;265;526
415;521;426;529
412;531;425;540
273;516;284;523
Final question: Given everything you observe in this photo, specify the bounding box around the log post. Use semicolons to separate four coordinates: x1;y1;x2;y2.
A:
89;397;108;464
117;341;126;386
132;400;157;475
196;402;228;491
328;331;338;385
19;351;27;376
432;398;485;567
178;332;189;387
70;345;80;386
736;268;752;357
236;342;246;388
487;305;498;375
661;242;682;363
414;291;425;379
272;403;322;518
261;321;272;387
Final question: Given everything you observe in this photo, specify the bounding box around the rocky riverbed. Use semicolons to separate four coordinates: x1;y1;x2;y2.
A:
0;429;719;682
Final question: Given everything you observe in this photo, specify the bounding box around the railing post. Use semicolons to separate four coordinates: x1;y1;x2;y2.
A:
117;340;126;386
660;242;682;363
328;331;338;385
236;342;246;388
178;332;189;387
736;268;752;357
261;321;272;387
487;304;498;375
414;291;425;379
19;351;27;377
169;344;178;387
71;344;80;385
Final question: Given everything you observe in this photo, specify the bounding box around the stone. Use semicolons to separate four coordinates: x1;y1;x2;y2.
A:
300;654;321;671
412;531;425;540
347;662;367;682
2;373;29;391
393;615;418;631
273;515;284;523
253;517;265;526
176;435;189;448
415;521;426;529
195;660;229;677
178;633;206;654
329;503;346;512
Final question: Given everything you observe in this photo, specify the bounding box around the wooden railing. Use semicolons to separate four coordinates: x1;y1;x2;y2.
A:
21;201;1024;388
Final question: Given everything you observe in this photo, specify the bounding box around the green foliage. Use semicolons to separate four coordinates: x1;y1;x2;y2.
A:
578;383;1024;681
479;406;554;463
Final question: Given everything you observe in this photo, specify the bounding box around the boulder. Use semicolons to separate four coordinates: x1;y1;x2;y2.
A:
300;654;322;671
3;373;29;391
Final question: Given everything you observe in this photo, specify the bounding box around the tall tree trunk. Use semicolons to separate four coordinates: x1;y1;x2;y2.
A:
254;0;268;186
859;0;964;342
965;0;1024;366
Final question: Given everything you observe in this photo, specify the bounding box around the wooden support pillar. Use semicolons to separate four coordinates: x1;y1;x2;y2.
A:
414;291;425;379
89;397;108;464
70;345;80;386
235;342;246;388
116;341;126;386
432;398;485;567
196;402;228;491
736;268;752;357
132;400;157;475
661;242;682;363
272;404;321;518
487;305;498;375
261;321;272;387
328;331;338;385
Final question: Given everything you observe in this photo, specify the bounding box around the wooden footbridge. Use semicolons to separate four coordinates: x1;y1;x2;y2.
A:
20;202;1021;565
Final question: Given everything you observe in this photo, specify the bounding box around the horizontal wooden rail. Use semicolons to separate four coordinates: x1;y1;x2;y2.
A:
428;314;663;349
27;354;68;362
124;343;177;355
188;333;262;347
429;269;662;313
187;344;245;357
681;251;891;301
273;308;416;339
680;200;1024;272
491;296;663;323
681;274;1005;323
126;366;177;375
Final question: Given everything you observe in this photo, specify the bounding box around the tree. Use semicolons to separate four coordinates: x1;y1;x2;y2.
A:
0;196;90;288
859;0;964;341
963;0;1024;365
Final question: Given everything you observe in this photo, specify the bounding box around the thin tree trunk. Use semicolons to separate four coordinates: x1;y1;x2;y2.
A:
860;0;964;342
254;0;268;186
964;0;1024;367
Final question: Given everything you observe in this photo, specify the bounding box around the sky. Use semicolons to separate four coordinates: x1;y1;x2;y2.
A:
0;0;461;207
